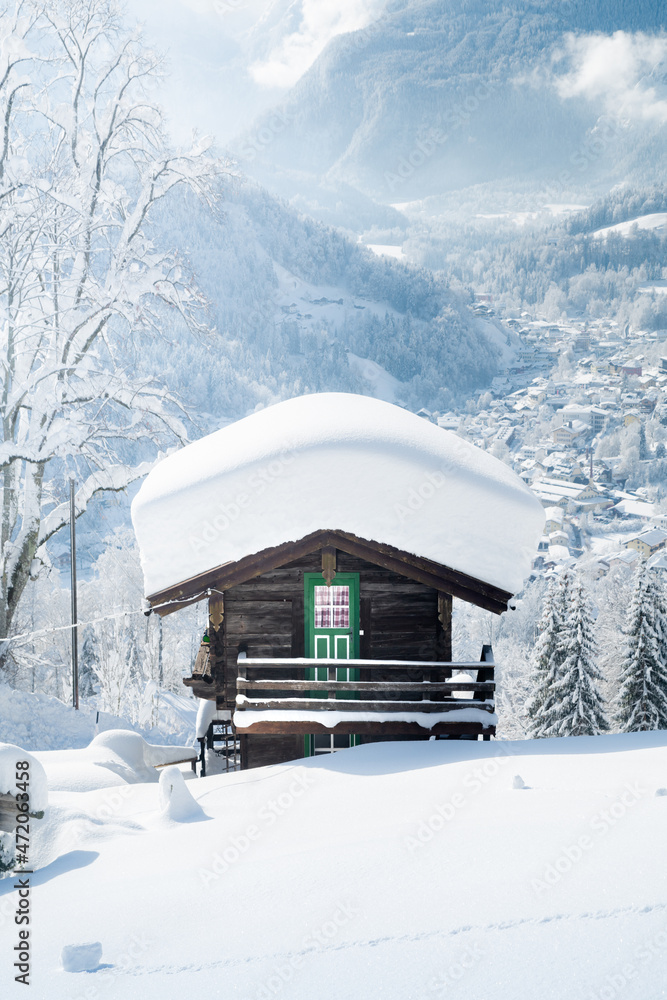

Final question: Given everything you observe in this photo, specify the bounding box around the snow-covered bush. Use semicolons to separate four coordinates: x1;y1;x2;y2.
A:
0;831;15;874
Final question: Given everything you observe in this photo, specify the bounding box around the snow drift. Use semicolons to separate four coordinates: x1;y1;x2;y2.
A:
12;731;667;999
158;765;207;822
132;393;545;598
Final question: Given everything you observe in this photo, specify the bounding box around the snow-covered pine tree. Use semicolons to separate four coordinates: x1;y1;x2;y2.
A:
526;571;572;737
551;575;608;737
615;561;667;732
79;629;100;700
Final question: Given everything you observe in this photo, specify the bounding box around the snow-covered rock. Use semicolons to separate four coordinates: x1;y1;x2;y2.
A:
132;393;545;598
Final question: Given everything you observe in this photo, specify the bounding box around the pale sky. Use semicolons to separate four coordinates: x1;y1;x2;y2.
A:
130;0;386;145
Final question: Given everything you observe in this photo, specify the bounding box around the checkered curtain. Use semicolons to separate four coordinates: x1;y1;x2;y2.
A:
331;586;349;627
314;586;350;628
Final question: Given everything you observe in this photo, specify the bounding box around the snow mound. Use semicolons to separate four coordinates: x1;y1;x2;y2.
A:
512;774;528;789
34;731;196;793
17;731;667;998
0;743;48;815
132;393;545;598
158;765;207;822
61;942;102;973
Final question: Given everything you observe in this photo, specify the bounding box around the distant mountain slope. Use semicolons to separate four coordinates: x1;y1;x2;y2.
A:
140;176;500;422
233;0;667;203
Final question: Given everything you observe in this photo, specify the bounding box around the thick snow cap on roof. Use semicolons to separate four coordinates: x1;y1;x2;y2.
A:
132;393;545;599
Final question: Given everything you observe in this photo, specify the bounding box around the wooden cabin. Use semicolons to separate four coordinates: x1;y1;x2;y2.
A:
132;393;544;770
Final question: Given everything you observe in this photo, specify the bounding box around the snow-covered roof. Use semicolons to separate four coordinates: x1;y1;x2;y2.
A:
606;549;639;567
132;393;545;599
613;498;655;518
626;527;667;547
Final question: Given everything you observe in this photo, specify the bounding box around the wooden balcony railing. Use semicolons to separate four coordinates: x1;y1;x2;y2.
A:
233;646;496;737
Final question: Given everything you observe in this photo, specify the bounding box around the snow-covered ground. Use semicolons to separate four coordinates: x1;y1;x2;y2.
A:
2;731;667;998
272;261;404;328
365;243;407;260
345;352;405;403
638;280;667;296
476;318;516;369
0;682;196;751
593;213;667;239
543;203;588;216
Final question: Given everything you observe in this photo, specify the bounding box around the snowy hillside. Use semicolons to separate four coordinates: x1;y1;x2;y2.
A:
3;733;667;998
141;177;501;419
0;682;196;752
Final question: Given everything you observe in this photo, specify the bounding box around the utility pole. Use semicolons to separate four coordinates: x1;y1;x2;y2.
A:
70;477;79;710
157;614;163;687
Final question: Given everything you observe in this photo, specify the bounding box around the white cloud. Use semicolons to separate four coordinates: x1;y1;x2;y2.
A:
249;0;387;89
552;31;667;125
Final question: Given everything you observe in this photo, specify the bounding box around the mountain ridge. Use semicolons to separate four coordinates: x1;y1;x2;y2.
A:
232;0;667;207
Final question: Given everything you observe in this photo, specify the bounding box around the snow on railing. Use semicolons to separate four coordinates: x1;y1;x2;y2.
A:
234;651;495;722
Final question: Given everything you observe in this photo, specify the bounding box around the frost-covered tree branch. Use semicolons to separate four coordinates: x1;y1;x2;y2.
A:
0;0;223;663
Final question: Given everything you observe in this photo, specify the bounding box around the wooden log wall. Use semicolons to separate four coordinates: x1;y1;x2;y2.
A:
219;551;451;706
198;550;457;765
239;733;304;770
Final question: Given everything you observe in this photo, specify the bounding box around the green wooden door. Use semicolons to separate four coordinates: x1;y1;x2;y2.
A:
304;573;360;756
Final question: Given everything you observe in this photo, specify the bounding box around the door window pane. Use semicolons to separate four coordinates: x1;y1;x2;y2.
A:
314;585;349;628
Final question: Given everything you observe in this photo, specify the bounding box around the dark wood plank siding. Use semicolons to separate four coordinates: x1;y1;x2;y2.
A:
240;734;304;770
221;550;453;767
220;552;449;704
223;596;294;706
